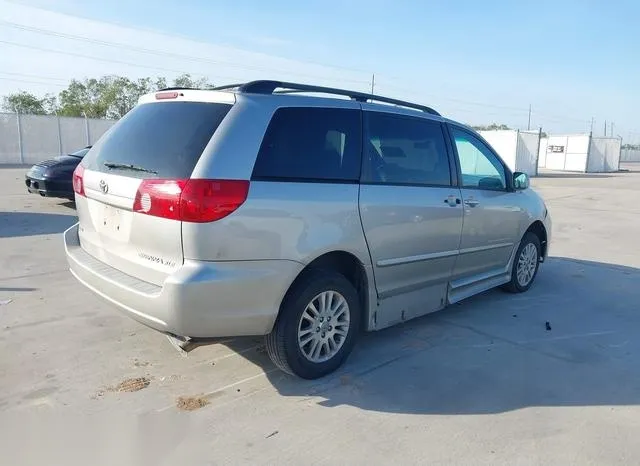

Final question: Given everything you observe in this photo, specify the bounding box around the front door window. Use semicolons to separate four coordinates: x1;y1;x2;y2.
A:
451;128;506;190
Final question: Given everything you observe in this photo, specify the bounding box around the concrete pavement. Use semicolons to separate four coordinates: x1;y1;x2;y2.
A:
1;165;639;465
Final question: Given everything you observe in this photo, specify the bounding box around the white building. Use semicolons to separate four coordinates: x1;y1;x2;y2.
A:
478;129;541;176
538;134;621;173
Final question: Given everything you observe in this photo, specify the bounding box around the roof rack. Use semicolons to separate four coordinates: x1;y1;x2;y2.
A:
234;80;440;116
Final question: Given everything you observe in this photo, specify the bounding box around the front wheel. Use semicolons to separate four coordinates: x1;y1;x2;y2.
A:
502;232;541;293
265;270;361;379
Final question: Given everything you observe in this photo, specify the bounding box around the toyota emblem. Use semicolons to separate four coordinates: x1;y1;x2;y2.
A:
99;179;108;194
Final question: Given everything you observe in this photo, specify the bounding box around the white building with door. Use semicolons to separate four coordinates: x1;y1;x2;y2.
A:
538;134;621;173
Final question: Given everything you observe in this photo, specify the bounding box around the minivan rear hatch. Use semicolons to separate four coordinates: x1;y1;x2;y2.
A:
75;93;234;286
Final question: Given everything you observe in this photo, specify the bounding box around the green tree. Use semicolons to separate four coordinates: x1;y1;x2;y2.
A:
57;76;154;118
472;123;512;131
2;74;215;118
2;91;57;114
100;76;157;119
155;77;168;90
58;78;110;118
172;73;215;89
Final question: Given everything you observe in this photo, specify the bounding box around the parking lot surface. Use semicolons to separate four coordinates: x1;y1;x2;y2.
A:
1;165;640;465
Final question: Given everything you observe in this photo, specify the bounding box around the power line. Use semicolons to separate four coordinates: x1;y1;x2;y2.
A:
0;71;69;83
377;80;607;131
0;39;251;81
375;81;530;113
1;29;635;135
1;15;375;76
0;76;67;87
0;20;371;86
529;110;592;125
0;69;556;122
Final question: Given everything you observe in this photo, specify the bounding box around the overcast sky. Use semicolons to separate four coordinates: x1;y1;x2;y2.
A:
1;0;638;142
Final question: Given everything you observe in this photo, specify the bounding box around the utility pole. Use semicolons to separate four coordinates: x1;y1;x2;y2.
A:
604;120;607;137
55;110;63;156
82;111;90;145
590;117;595;133
527;104;531;130
15;107;24;164
371;74;375;95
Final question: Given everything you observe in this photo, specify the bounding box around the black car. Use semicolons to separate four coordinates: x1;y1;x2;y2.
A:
25;146;91;200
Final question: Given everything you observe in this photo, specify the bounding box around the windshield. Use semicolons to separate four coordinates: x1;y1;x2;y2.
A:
82;101;231;179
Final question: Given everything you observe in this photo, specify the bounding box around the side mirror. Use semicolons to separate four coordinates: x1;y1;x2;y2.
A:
513;172;529;190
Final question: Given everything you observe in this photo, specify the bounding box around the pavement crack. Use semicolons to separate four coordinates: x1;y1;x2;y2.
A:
438;318;578;363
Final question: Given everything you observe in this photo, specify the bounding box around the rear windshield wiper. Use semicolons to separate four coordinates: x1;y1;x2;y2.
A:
103;161;158;174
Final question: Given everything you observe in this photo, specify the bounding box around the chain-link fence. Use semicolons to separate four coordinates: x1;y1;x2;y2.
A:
0;112;117;165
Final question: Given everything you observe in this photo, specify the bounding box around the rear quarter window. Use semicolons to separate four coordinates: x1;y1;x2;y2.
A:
252;107;362;182
83;102;232;179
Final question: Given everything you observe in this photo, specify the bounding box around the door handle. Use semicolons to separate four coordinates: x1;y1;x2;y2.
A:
464;199;480;207
444;195;461;207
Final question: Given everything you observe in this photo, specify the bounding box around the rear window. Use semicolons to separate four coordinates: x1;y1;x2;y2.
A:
83;102;231;178
252;107;362;182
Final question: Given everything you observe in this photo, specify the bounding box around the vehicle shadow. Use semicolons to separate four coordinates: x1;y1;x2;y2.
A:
0;211;77;238
224;257;640;415
57;200;76;210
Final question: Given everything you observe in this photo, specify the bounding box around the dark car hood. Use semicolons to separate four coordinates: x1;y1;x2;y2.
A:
32;155;82;170
51;155;83;165
28;155;82;180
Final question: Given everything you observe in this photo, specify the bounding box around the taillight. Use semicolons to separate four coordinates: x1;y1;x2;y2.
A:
133;179;185;221
180;179;250;222
72;164;85;196
133;179;249;223
155;91;180;100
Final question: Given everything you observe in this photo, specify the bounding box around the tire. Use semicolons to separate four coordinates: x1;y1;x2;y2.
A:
502;232;541;293
265;269;361;379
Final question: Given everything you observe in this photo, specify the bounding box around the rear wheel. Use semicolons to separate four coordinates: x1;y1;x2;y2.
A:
265;269;361;379
502;232;541;293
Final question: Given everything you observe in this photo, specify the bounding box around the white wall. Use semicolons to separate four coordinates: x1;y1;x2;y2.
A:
565;135;590;171
621;149;640;162
0;113;116;164
479;129;540;175
544;135;569;170
515;131;540;176
588;137;621;172
538;137;548;168
543;134;590;171
537;134;621;173
0;113;20;164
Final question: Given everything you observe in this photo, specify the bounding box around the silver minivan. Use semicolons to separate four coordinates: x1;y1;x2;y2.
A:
64;81;551;379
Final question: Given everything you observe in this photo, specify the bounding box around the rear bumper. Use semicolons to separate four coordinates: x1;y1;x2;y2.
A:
64;223;303;338
25;176;74;199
